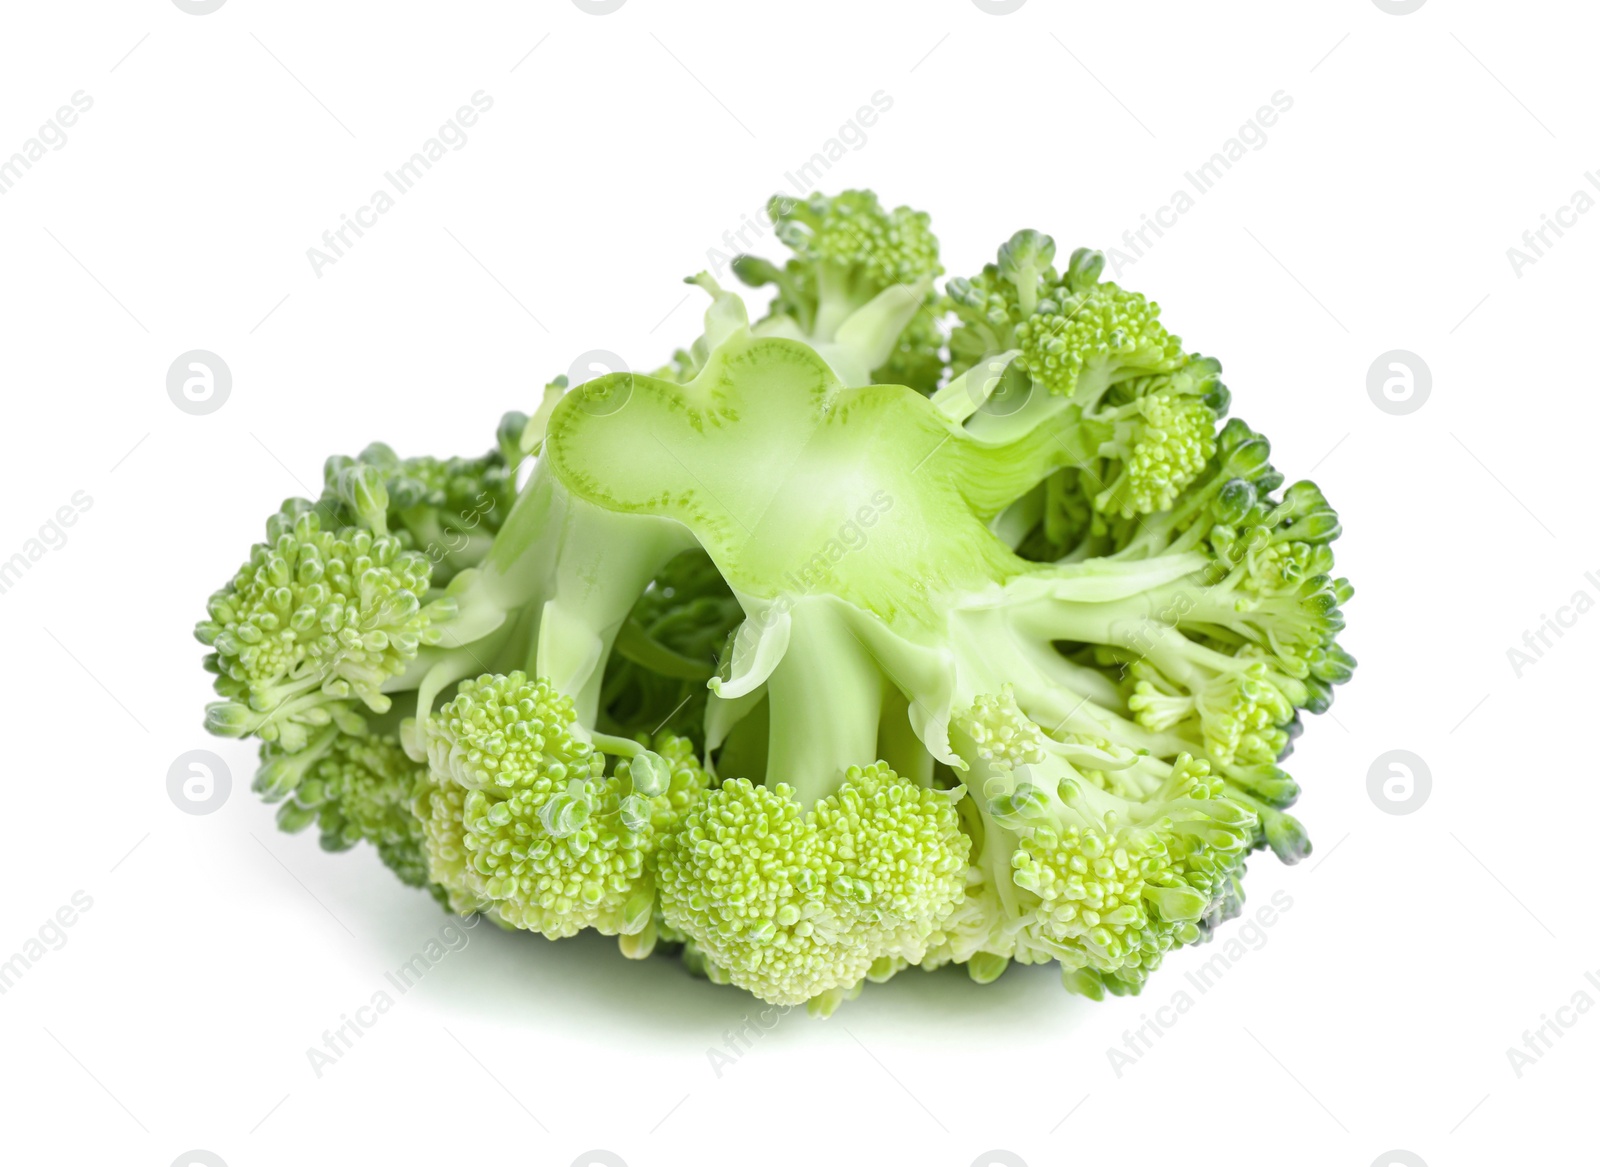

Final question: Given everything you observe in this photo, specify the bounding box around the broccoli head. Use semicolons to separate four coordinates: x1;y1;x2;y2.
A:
195;191;1354;1017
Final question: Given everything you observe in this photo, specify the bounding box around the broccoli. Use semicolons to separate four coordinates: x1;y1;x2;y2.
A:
195;191;1353;1017
731;190;945;390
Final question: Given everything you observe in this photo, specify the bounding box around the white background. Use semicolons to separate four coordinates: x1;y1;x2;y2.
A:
0;2;1592;1165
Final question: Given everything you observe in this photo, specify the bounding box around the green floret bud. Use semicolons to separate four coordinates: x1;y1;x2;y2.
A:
272;730;440;894
1165;476;1355;684
415;672;699;939
1213;417;1281;491
329;461;390;535
622;731;713;837
1094;425;1263;559
1092;389;1218;518
1235;538;1336;597
958;687;1050;767
809;763;970;963
944;230;1074;375
1062;245;1107;293
945;267;1021;377
656;764;968;1008
950;696;1257;993
1128;655;1296;767
773;189;941;297
657;777;849;1005
1005;352;1228;556
319;434;522;583
734;190;944;380
1018;759;1253;986
1014;278;1184;401
996;229;1058;318
197;509;452;750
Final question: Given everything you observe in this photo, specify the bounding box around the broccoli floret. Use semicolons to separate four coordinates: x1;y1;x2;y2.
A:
196;511;455;749
944;229;1060;377
319;422;525;583
414;672;710;942
732;190;944;389
656;764;967;1008
268;729;444;901
1089;377;1219;518
951;692;1256;996
941;234;1227;538
1014;279;1184;402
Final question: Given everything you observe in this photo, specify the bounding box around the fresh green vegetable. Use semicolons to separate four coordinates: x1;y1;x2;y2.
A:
196;190;1353;1015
